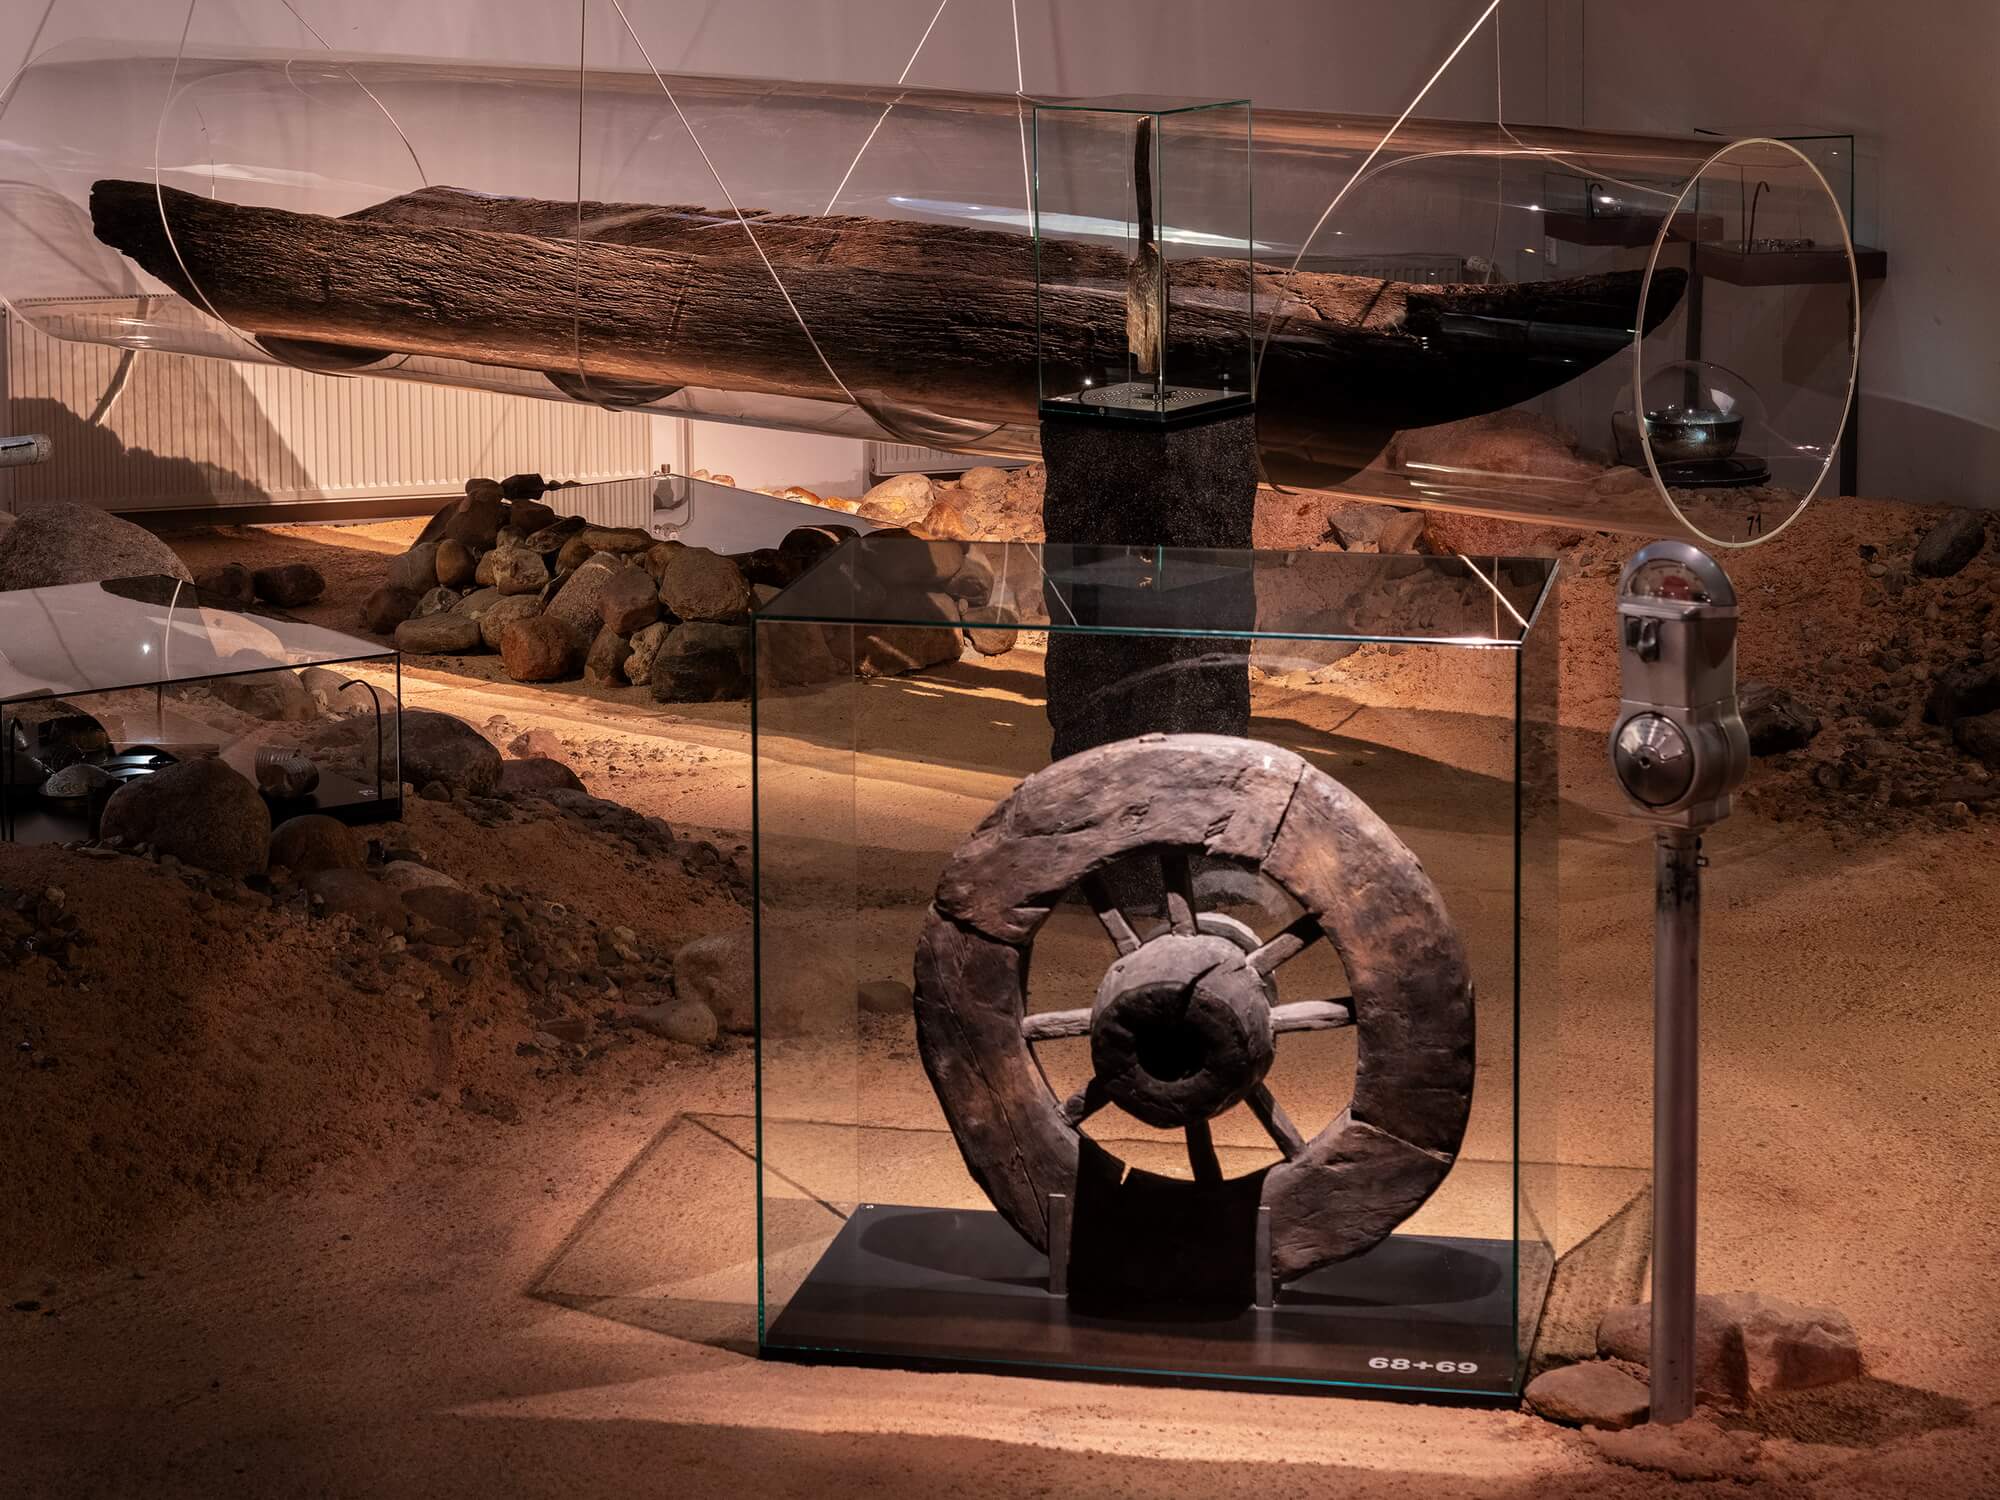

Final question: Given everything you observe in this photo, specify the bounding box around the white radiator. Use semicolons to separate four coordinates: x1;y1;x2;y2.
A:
1;305;651;515
868;442;1025;480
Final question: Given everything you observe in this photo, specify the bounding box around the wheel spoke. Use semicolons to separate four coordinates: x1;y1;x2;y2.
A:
1246;1083;1306;1159
1269;999;1353;1033
1061;1077;1109;1125
1248;912;1323;975
1022;1007;1094;1042
1079;872;1141;955
1160;850;1198;936
1185;1118;1224;1184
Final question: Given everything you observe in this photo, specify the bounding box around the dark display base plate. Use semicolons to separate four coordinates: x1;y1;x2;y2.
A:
1655;455;1772;489
763;1204;1532;1397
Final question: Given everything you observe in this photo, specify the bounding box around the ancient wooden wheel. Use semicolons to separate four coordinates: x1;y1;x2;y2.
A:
913;733;1475;1283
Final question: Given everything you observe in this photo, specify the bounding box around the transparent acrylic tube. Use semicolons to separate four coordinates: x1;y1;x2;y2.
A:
0;34;1856;544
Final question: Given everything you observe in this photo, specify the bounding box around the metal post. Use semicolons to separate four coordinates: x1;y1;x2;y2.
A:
1651;826;1702;1423
1253;1204;1275;1309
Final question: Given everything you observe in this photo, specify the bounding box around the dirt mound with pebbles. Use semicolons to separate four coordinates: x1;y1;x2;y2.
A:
0;753;750;1283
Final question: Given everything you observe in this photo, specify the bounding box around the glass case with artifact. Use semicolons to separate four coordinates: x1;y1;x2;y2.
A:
1;576;401;845
1032;97;1253;425
752;537;1559;1396
0;4;1853;543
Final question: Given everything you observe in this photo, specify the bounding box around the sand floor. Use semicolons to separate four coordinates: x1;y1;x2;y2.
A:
6;508;2000;1496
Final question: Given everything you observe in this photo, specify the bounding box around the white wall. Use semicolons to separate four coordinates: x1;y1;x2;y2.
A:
1558;0;2000;504
6;1;1992;504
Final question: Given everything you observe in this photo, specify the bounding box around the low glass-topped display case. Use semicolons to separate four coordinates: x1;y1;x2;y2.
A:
1032;97;1254;425
1;575;401;844
751;538;1560;1396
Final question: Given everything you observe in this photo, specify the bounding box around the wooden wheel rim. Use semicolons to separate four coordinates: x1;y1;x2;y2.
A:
914;732;1476;1282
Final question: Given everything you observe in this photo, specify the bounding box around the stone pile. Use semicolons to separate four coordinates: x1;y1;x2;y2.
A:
370;472;1026;699
842;464;1045;543
1524;1290;1864;1433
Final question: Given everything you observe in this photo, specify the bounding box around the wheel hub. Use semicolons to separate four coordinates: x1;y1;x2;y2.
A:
1088;932;1275;1129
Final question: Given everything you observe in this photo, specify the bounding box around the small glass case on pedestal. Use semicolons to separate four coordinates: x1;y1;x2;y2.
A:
1033;97;1253;426
1;575;401;845
750;538;1568;1397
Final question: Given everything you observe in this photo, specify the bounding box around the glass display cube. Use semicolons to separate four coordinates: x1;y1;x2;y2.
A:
752;539;1559;1396
1;575;401;844
1033;97;1253;425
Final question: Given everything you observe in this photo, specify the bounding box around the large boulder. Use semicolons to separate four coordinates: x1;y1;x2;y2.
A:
1911;509;1987;579
487;546;549;597
625;620;672;685
830;589;963;678
99;756;269;876
860;529;965;586
393;709;502;797
306;868;407;932
0;502;192;589
921;466;1043;543
395;613;482;655
778;524;854;571
600;566;661;634
362;585;421;634
386;542;441;595
478;594;543;651
1524;1362;1650;1431
444;493;507;552
641;540;685;580
413;585;461;618
269;813;362;875
208;666;316;722
583;626;633;687
658;548;754;623
673;929;755;1033
545;552;622;644
557;526;655;573
415;497;462;547
1952;709;2000;769
498;757;586;795
1597;1291;1862;1406
627;996;719;1046
959;604;1020;656
1925;659;2000;725
434;539;478;589
501;615;583;681
729;547;805;589
523;516;586;558
759;617;841;686
855;472;936;527
508;499;558;538
194;562;256;605
450;585;502;623
649;622;751;701
252;563;325;609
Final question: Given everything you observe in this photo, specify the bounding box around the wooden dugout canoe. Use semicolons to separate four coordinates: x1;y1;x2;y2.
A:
91;178;1683;470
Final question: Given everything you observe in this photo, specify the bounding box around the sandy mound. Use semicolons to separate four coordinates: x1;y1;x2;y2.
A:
0;781;747;1282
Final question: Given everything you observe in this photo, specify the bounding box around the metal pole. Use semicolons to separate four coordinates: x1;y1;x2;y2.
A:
1651;826;1702;1423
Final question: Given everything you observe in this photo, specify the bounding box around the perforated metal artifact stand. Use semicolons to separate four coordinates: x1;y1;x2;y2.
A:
752;541;1561;1397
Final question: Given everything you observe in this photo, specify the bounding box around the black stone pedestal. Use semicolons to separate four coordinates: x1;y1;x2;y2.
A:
1040;411;1259;764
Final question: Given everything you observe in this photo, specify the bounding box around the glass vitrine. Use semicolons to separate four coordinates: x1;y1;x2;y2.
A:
1;575;401;845
751;538;1560;1396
